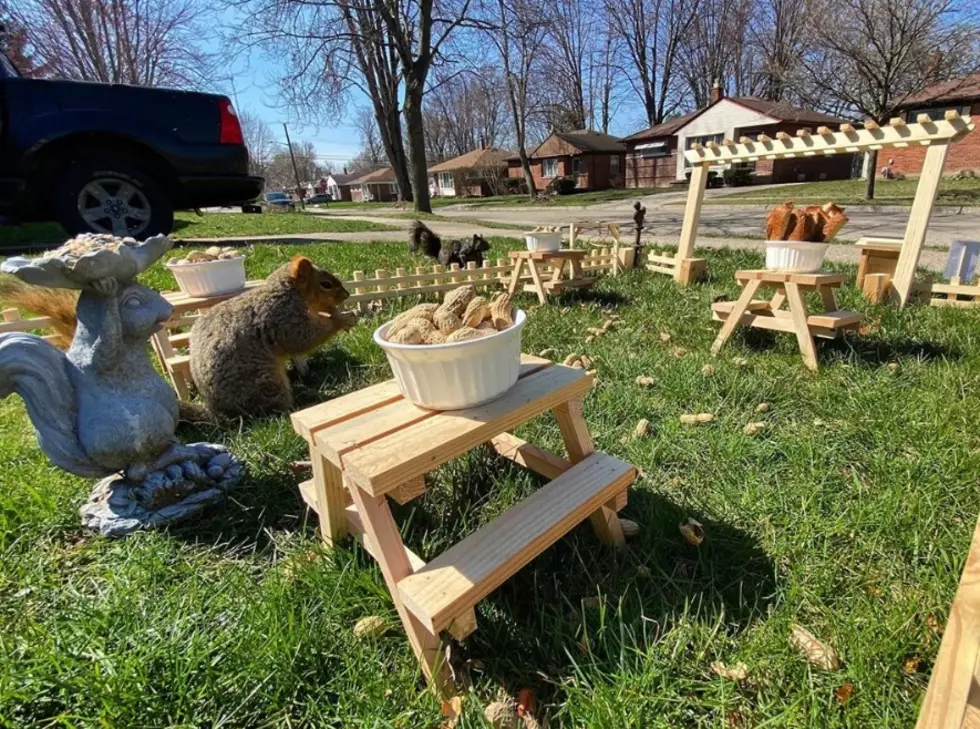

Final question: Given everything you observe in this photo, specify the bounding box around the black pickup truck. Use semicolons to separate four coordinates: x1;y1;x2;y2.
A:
0;50;264;237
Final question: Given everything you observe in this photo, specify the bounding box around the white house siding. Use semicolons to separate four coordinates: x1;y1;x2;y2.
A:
674;100;777;180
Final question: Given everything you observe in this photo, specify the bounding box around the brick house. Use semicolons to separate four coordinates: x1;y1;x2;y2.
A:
623;87;853;187
350;167;399;202
323;172;358;202
884;74;980;177
429;147;513;197
507;130;626;192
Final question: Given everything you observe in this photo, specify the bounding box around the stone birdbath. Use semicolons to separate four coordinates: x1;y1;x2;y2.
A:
0;234;243;536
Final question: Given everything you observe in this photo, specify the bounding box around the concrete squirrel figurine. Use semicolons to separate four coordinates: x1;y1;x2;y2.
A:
189;256;356;417
0;277;184;480
409;220;491;268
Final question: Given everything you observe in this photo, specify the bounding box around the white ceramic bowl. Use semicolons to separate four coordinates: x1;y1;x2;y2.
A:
374;309;527;410
166;257;246;297
525;232;562;252
764;241;829;273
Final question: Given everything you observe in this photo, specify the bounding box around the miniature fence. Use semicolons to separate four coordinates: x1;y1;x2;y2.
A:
672;111;975;303
1;308;60;343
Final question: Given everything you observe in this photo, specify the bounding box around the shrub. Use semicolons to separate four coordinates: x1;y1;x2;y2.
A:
500;176;529;195
547;175;578;195
723;166;753;187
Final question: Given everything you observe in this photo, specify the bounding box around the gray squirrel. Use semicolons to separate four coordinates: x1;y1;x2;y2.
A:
0;278;203;482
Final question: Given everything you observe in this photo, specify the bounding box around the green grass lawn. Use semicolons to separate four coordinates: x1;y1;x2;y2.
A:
3;238;978;726
0;212;398;249
710;176;980;207
323;187;669;211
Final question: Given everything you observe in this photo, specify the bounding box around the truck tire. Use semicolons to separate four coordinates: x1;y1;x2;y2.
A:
53;157;175;238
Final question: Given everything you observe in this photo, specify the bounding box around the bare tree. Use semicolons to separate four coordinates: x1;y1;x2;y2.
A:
678;0;757;107
225;0;414;201
10;0;214;87
483;0;550;198
801;0;980;198
0;12;41;75
751;0;807;102
239;108;276;178
424;67;508;160
264;141;328;191
606;0;700;125
542;0;594;130
354;106;386;164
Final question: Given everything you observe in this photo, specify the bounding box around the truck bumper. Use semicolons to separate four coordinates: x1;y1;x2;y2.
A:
177;175;264;207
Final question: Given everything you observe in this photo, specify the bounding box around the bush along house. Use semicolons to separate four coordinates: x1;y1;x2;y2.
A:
507;130;626;193
429;148;513;198
882;74;980;178
623;84;853;188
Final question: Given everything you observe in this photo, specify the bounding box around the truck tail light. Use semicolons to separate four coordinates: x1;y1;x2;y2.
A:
218;98;244;145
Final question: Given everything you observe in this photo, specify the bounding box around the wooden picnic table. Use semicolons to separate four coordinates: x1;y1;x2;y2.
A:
507;249;595;305
290;354;635;695
710;270;863;371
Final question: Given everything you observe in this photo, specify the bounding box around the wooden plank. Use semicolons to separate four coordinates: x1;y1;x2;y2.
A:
735;270;847;286
916;512;980;729
397;452;636;632
685;116;973;165
711;310;798;334
0;316;55;334
893;143;951;307
290;381;404;441
343;365;594;496
676;163;708;267
310;451;349;547
712;300;773;314
784;281;819;372
807;311;863;329
490;433;571;480
711;278;763;355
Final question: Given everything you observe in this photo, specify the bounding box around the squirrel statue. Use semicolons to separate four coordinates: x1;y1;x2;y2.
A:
409;220;491;268
189;255;356;417
0;277;198;481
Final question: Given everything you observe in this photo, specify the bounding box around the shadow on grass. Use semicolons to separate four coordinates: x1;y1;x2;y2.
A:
556;288;630;308
738;327;959;366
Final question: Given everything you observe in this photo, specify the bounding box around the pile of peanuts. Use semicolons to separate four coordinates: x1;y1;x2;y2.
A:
42;233;137;259
528;226;562;233
383;285;515;345
170;246;242;265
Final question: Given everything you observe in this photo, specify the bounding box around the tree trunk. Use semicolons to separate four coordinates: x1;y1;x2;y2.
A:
376;107;413;202
518;149;536;199
403;80;432;213
864;149;878;200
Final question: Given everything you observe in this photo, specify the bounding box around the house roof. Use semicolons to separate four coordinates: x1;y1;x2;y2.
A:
897;74;980;108
351;167;395;185
429;147;514;173
726;97;845;125
521;129;625;159
623;112;699;142
328;172;360;185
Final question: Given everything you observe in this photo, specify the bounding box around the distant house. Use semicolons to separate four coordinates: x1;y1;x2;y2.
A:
623;86;853;187
507;130;626;192
323;172;359;202
429;147;513;197
350;167;398;202
886;74;980;177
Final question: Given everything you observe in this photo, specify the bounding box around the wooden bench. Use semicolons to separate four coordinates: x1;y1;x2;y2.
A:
290;354;635;695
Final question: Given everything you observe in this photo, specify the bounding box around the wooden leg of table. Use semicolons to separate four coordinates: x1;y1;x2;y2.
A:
310;451;349;548
507;258;525;296
526;259;548;305
551;258;568;283
711;279;762;355
553;397;625;547
348;481;451;696
768;287;787;313
784;281;819;372
570;258;584;279
819;285;838;313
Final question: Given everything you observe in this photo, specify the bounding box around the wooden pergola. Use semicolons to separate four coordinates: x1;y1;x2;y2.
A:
663;111;975;306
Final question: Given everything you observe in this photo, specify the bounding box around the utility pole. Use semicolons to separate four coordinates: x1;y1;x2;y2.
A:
282;123;305;209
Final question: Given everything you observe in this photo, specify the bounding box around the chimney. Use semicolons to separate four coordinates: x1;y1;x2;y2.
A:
343;166;348;175
710;81;723;105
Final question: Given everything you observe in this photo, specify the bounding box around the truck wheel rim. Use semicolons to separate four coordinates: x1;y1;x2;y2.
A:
77;178;152;237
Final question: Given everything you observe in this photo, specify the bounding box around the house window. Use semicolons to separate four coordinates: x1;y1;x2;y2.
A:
542;158;559;177
572;158;584;175
610;155;620;176
684;133;724;167
439;172;454;189
635;141;669;158
908;105;970;121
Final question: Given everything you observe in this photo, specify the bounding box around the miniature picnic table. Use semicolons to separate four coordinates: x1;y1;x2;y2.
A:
290;354;635;694
711;270;863;371
507;249;595;304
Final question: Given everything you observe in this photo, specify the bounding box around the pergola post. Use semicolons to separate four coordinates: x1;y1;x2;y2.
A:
675;163;709;285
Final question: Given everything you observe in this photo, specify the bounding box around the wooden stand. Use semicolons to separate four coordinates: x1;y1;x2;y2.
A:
711;270;863;371
290;355;635;695
673;113;975;303
915;512;980;729
508;250;595;304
